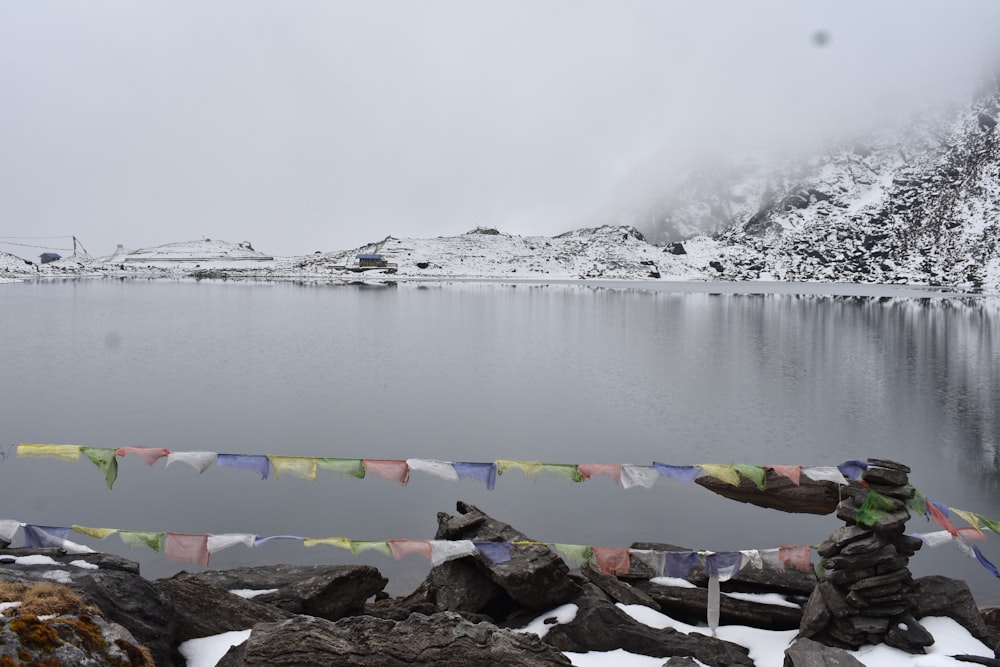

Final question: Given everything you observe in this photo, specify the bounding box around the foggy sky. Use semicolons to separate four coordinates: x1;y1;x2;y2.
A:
2;1;1000;258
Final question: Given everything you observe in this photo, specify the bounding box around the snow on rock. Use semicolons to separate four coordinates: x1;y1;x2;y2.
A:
0;250;37;278
122;239;273;264
638;81;1000;294
286;226;708;281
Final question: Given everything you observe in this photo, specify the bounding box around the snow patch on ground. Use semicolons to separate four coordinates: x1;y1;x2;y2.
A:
650;576;697;589
515;603;578;639
178;629;252;667
69;560;99;570
228;588;278;599
722;591;801;608
40;570;72;584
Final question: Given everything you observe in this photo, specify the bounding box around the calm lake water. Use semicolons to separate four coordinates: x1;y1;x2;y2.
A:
2;279;999;600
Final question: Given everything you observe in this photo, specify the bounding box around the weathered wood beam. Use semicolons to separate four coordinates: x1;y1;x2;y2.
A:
694;469;840;515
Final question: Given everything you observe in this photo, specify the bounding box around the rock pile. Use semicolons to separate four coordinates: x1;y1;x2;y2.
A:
799;458;933;652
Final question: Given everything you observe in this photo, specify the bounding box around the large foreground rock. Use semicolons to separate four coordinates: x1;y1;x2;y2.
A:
216;612;572;666
154;571;293;642
433;501;580;612
540;583;755;667
372;501;581;622
0;548;175;666
784;637;866;666
185;563;387;620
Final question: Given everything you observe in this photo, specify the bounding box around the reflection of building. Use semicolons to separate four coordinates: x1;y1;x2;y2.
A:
39;252;62;264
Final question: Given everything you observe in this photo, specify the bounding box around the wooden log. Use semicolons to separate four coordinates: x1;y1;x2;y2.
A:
694;468;840;515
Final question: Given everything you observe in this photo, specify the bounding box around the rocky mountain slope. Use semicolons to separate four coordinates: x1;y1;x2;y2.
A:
639;77;1000;291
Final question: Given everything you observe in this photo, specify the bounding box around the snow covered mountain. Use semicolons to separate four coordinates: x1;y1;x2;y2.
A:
3;80;998;292
637;77;1000;291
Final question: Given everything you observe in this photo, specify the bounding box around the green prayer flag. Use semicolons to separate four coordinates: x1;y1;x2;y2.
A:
733;464;767;491
553;544;593;569
542;463;584;483
975;514;1000;536
316;458;366;479
856;491;897;527
907;486;928;517
119;530;164;552
82;447;119;489
349;540;392;557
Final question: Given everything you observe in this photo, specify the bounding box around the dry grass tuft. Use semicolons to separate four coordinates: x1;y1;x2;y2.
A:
17;582;86;616
0;582;30;602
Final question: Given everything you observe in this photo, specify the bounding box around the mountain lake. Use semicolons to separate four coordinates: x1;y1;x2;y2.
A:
1;279;999;601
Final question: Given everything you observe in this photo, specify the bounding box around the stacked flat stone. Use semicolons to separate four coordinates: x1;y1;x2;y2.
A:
799;458;935;654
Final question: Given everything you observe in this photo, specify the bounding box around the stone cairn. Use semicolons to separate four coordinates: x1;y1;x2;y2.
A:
798;458;935;653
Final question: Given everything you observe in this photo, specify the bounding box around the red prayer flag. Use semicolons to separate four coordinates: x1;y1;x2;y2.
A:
928;502;958;536
768;465;801;486
388;539;432;560
778;545;812;572
593;547;630;575
578;464;622;485
164;533;210;566
363;459;410;486
115;447;170;466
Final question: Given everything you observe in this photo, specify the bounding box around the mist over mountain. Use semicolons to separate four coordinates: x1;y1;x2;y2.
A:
631;73;1000;290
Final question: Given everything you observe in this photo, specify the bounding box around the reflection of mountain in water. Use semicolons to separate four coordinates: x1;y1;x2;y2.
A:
722;295;1000;488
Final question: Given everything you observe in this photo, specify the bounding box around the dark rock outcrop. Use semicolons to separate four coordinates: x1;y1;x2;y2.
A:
376;501;580;621
0;549;175;666
0;612;153;666
784;637;866;666
216;612;572;666
185;563;387;621
633;578;804;630
540;583;754;667
154;571;292;642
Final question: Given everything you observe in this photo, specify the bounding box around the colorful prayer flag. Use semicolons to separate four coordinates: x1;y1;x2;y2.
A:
406;459;459;482
316;458;365;479
165;533;210;566
115;447;169;466
388;539;432;560
620;465;659;489
578;464;622;485
217;454;270;480
653;463;701;482
697;464;740;487
82;447;118;489
165;451;217;474
17;444;80;463
363;459;410;486
268;456;318;481
768;465;801;485
119;530;164;552
453;462;497;489
495;459;543;479
593;547;630;575
474;541;513;564
733;464;766;491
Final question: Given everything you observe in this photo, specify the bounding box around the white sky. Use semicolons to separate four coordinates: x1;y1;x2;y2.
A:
2;1;1000;257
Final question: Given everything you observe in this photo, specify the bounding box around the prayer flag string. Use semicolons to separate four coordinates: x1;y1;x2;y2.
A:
14;443;861;492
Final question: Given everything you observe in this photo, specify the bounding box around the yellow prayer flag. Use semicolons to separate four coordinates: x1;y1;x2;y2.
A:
303;537;352;550
495;459;543;479
268;456;318;481
17;444;81;463
696;464;741;486
71;525;119;540
951;508;983;532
